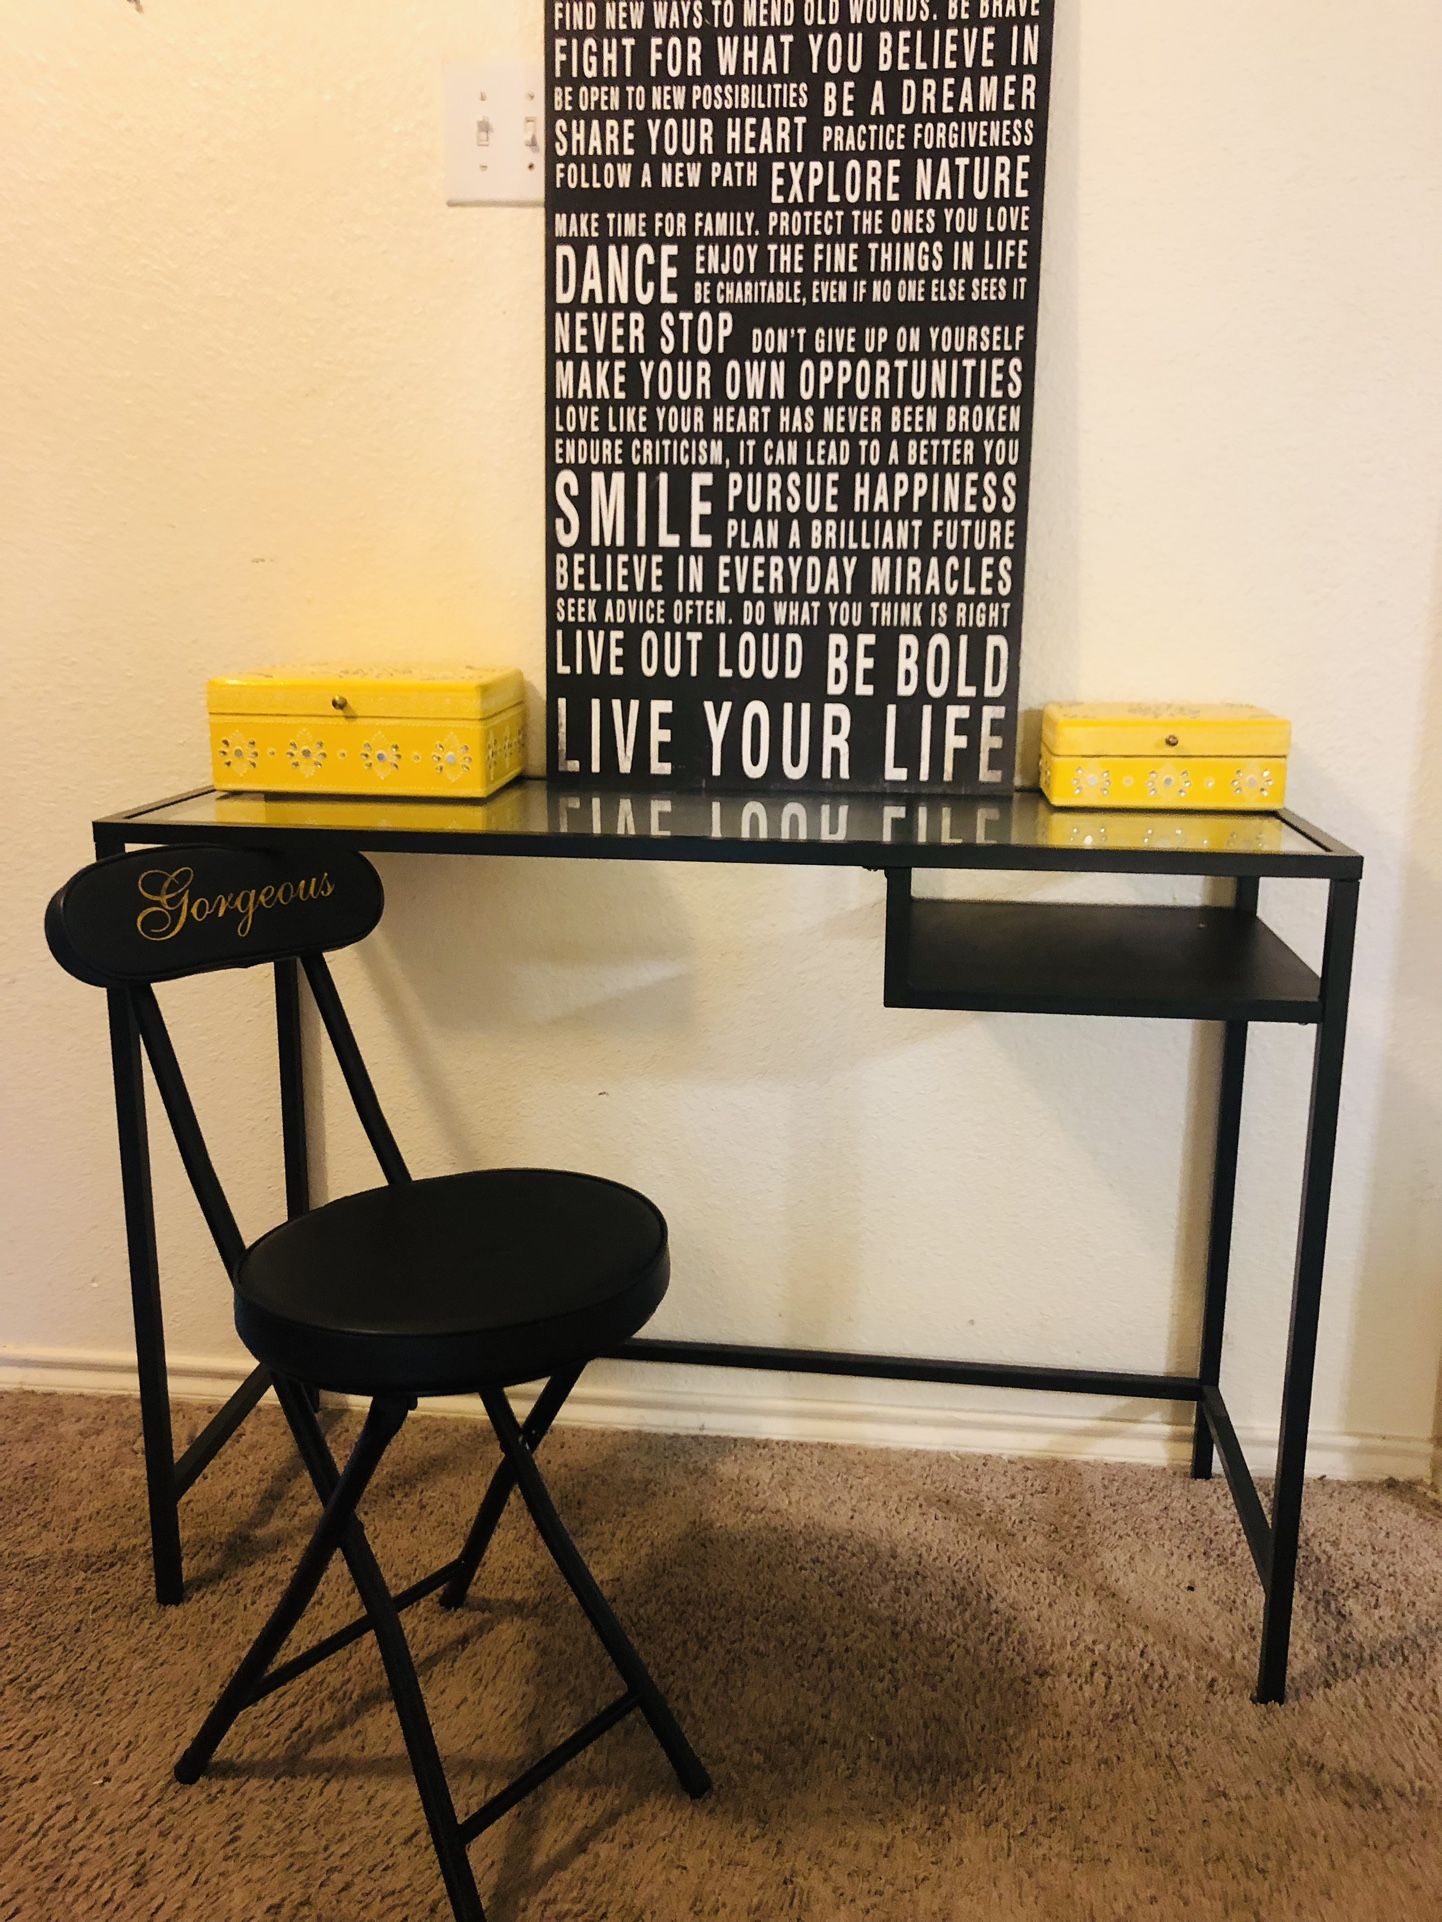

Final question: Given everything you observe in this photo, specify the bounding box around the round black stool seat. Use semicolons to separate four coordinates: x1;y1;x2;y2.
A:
234;1168;669;1397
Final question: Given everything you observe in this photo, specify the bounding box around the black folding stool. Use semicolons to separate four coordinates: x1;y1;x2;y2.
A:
46;843;710;1922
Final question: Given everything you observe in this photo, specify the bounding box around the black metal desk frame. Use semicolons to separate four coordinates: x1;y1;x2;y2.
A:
91;783;1362;1705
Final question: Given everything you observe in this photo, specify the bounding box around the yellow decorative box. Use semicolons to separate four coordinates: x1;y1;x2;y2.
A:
1039;703;1290;811
207;665;526;799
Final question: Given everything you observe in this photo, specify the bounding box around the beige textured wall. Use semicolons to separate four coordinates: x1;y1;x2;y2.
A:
3;2;1439;1466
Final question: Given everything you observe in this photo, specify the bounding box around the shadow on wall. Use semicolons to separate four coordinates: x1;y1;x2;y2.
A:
344;849;914;1129
347;846;1219;1375
983;1012;1221;1383
1344;524;1442;1448
340;853;698;1179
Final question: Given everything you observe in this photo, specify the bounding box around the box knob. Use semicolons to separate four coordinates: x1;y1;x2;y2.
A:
331;694;348;711
1164;732;1179;746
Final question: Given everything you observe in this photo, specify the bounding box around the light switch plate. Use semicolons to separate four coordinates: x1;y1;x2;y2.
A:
444;60;545;206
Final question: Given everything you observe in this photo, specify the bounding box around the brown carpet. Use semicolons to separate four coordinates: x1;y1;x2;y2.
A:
2;1391;1440;1922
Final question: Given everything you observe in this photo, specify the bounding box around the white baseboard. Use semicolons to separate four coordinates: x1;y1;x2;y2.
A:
1;1343;1433;1484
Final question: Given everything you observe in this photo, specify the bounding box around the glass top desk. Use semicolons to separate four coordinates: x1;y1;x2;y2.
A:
92;782;1362;1702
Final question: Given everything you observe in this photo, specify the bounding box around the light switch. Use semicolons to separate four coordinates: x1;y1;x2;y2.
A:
444;60;545;207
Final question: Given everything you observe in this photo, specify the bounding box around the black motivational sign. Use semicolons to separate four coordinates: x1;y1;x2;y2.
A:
547;0;1054;793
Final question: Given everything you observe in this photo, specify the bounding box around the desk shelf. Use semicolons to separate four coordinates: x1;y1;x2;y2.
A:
884;897;1321;1022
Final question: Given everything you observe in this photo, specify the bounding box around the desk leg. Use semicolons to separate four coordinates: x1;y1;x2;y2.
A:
1191;1019;1249;1479
1192;876;1255;1480
1256;877;1358;1703
106;984;184;1605
274;959;317;1412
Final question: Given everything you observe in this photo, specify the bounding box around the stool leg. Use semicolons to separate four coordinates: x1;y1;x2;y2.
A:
441;1368;580;1611
175;1392;405;1784
481;1385;712;1801
278;1384;487;1922
174;1386;485;1921
334;1486;487;1921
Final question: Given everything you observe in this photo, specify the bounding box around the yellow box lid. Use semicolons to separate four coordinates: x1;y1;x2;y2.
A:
1041;702;1290;757
208;663;525;722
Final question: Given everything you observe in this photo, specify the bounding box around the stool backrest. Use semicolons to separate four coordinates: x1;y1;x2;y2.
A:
47;844;409;1274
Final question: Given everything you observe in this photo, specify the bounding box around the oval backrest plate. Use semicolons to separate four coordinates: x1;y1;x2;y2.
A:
46;844;384;987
